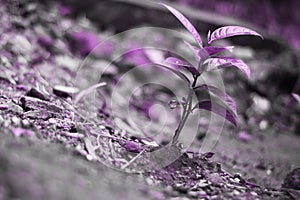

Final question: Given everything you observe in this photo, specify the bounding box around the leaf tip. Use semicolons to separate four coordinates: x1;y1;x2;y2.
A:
246;70;251;79
207;30;211;44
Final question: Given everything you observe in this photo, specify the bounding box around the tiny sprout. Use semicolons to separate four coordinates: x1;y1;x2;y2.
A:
157;4;263;145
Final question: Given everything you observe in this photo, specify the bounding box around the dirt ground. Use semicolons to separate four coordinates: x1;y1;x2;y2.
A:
0;0;299;199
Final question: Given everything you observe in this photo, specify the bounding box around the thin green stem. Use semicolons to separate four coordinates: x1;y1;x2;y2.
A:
171;69;201;145
192;75;199;87
174;90;192;141
172;95;189;144
172;80;197;144
197;60;204;73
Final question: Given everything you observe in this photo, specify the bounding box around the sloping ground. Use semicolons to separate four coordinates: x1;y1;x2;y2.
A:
0;1;299;199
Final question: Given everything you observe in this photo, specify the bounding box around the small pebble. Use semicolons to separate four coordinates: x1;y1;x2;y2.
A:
11;35;33;54
251;191;258;196
53;85;79;98
233;190;240;196
188;190;199;197
99;125;106;130
75;145;82;151
174;184;188;194
145;177;154;185
0;104;9;110
26;87;49;101
21;119;30;127
0;56;11;68
86;154;93;161
259;120;268;130
202;152;215;159
141;139;159;147
252;95;270;114
11;116;20;125
48;118;57;124
125;141;140;153
198;181;209;188
199;191;207;197
16;84;27;91
17;56;28;65
65;132;84;138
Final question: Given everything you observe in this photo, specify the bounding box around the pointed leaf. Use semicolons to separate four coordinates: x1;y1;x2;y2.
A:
164;57;200;76
194;84;237;116
155;63;190;84
208;26;263;44
207;30;211;44
161;4;203;47
196;101;237;126
205;57;251;79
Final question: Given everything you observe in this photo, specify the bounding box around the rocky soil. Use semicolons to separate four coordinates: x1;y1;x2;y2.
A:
0;0;299;199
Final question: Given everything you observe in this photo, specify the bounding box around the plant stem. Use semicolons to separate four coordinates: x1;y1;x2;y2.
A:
172;96;188;144
192;75;198;88
172;76;199;145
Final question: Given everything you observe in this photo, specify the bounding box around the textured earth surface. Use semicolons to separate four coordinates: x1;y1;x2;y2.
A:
0;0;299;199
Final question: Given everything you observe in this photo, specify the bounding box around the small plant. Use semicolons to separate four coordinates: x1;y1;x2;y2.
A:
158;4;263;145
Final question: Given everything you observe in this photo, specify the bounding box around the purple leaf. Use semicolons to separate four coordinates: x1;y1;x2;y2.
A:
208;26;263;44
161;4;203;47
207;30;211;43
194;84;237;116
205;57;251;79
292;93;300;103
196;101;237;126
164;57;200;76
156;63;191;84
202;46;234;56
